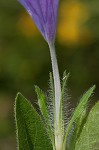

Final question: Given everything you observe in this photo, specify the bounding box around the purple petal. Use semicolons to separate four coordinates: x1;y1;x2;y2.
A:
18;0;59;43
53;0;59;23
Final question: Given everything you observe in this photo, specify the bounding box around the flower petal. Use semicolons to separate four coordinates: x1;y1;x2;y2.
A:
18;0;59;43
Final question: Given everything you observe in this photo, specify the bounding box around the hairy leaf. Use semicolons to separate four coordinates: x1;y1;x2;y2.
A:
15;93;53;150
63;85;95;148
47;72;55;130
35;86;48;121
75;102;99;150
60;71;70;134
66;110;87;150
35;86;54;146
61;71;70;125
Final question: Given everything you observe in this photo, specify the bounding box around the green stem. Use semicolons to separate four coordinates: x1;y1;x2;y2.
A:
48;42;62;150
48;42;61;125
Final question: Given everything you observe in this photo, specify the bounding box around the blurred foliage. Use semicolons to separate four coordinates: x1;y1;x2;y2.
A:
0;0;99;149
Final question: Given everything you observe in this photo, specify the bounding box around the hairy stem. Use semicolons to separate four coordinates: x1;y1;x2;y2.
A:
48;42;62;150
48;42;61;125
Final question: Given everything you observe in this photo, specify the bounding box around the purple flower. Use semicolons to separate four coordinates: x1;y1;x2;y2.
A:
18;0;59;44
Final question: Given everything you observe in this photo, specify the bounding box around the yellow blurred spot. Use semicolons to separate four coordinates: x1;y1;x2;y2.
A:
17;13;39;37
57;1;92;45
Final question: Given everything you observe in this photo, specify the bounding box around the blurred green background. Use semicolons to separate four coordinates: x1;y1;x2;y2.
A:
0;0;99;149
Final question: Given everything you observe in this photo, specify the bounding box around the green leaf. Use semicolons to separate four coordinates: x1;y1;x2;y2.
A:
66;110;87;150
60;71;69;132
63;85;95;149
35;86;54;146
75;102;99;150
47;72;55;125
35;86;48;120
47;72;55;128
15;93;53;150
49;72;55;104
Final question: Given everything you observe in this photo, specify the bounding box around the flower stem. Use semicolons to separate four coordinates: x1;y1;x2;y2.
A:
48;42;61;124
48;42;62;150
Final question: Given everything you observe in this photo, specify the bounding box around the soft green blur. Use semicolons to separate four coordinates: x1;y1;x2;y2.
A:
0;0;99;149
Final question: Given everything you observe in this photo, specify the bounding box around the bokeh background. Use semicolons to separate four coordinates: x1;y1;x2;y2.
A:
0;0;99;149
